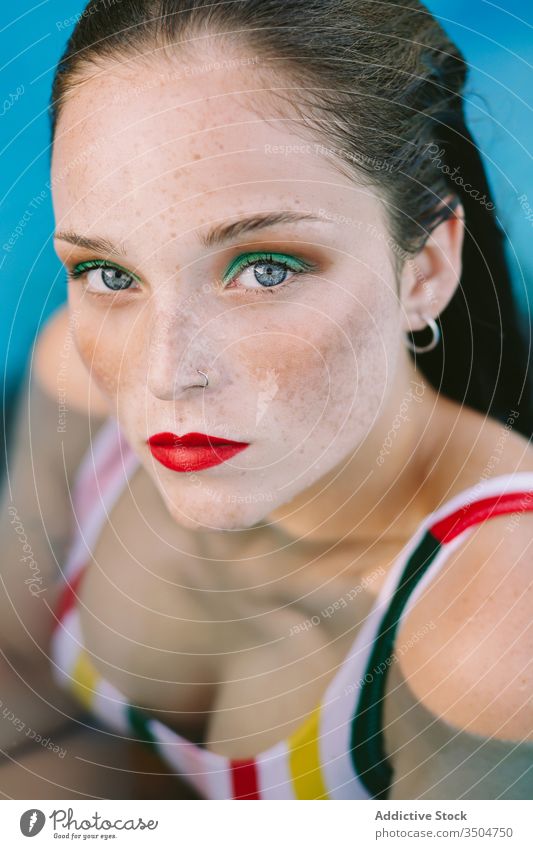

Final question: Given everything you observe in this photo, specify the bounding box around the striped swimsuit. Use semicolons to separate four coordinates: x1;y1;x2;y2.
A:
50;415;533;799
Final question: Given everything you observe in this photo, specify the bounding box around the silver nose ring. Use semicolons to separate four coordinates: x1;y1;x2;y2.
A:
196;370;209;388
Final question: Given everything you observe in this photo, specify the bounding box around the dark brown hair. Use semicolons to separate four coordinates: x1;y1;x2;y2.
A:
49;0;532;436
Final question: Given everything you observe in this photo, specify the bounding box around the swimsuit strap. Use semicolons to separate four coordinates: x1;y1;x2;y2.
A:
55;416;139;626
350;472;533;799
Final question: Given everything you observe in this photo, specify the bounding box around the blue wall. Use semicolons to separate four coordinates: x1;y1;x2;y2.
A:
1;1;531;402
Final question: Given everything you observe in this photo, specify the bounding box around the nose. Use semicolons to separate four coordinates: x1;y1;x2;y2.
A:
146;301;216;401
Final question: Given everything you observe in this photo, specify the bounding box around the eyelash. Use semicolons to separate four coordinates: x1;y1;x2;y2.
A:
65;252;317;295
65;260;140;291
221;252;316;293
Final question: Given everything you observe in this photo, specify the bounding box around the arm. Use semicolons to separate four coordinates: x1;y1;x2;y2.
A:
383;512;533;800
0;307;109;756
383;657;533;800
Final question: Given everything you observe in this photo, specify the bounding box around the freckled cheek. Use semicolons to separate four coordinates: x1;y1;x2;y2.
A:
235;310;366;425
74;315;148;397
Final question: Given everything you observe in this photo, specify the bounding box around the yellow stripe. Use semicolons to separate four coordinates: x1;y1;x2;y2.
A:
71;651;99;710
288;704;329;799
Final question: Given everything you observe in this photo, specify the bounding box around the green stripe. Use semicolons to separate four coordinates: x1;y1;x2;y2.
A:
126;704;158;745
350;530;442;798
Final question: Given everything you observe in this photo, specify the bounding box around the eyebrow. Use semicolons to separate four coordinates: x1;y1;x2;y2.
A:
54;212;330;255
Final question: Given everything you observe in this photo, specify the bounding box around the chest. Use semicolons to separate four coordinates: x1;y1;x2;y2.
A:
76;467;406;757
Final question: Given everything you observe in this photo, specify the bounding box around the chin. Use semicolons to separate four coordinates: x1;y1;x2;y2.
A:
161;489;275;533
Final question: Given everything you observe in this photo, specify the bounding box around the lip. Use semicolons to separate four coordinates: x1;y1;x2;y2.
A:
147;431;250;472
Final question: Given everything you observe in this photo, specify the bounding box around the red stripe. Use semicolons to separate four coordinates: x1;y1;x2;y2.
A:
230;758;261;799
430;490;533;543
52;568;87;632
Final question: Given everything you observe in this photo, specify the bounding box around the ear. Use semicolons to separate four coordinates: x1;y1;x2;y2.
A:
399;202;465;333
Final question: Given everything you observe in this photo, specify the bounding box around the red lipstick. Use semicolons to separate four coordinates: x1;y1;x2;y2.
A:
147;431;250;472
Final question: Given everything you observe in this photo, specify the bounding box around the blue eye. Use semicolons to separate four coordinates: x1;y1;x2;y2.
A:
66;260;140;293
222;252;316;291
65;252;317;296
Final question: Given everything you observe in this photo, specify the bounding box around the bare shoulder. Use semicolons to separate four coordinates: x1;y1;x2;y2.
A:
33;304;110;417
395;418;533;744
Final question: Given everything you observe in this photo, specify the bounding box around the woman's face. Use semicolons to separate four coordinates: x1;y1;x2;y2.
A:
52;51;405;532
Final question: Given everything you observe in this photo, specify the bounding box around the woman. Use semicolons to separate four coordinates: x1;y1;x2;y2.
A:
1;0;532;800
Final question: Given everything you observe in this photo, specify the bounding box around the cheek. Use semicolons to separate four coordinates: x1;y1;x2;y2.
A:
74;309;147;397
74;323;121;396
235;283;398;434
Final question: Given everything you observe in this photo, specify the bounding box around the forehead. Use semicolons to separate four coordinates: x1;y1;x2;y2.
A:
51;54;370;231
